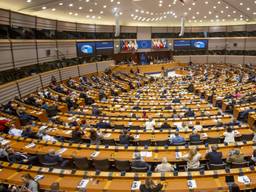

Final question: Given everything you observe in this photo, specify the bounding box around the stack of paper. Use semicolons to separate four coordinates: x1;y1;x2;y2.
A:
238;176;250;184
140;151;152;157
25;143;36;149
56;148;67;155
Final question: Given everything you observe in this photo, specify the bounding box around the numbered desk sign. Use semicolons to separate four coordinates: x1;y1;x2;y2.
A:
131;181;141;190
187;180;197;189
77;179;89;191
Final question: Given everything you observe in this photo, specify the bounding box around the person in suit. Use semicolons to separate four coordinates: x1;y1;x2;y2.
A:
131;153;151;171
42;149;69;167
189;130;201;143
160;121;171;129
140;177;163;192
205;145;223;165
119;130;134;145
71;127;84;143
89;129;103;145
184;108;195;118
170;131;185;145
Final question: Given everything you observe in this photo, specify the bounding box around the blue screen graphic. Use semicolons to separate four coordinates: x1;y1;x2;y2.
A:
174;40;191;49
191;40;208;49
95;41;114;50
137;40;152;49
77;42;95;55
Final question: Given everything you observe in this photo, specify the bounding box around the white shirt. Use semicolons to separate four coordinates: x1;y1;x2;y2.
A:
194;125;203;131
42;135;58;142
8;128;23;137
223;131;235;143
145;120;155;130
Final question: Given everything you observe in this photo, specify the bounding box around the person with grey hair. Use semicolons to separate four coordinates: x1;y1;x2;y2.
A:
131;153;151;171
226;149;244;164
155;157;174;172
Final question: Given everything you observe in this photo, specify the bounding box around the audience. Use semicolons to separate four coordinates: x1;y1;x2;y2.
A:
89;129;103;145
223;127;236;144
145;118;155;131
131;153;151;171
155;157;174;172
170;131;185;145
181;147;202;169
226;149;245;164
205;145;223;165
119;130;134;145
140;177;163;192
189;130;201;143
21;173;39;192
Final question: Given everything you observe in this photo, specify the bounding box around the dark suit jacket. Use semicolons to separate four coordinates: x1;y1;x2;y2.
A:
205;151;223;164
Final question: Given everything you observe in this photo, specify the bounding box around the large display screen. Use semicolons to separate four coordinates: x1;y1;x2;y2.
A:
173;40;191;49
137;40;152;49
152;39;168;49
121;40;137;51
77;42;95;56
191;40;208;49
174;40;208;50
95;41;114;50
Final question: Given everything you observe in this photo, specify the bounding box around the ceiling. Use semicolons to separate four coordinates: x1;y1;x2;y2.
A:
0;0;256;27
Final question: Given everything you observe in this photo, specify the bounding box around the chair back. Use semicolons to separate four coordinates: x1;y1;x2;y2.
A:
131;166;148;172
73;157;90;170
231;161;249;168
208;163;226;170
115;160;130;171
93;159;110;171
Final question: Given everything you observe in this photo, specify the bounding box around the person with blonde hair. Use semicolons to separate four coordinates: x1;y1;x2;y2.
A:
140;177;163;192
181;147;202;169
155;157;174;173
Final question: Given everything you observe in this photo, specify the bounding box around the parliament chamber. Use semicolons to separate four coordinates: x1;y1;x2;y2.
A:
0;0;256;192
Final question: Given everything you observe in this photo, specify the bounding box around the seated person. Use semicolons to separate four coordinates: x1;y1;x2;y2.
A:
170;131;185;145
0;117;11;133
140;177;163;192
41;149;68;167
223;127;237;144
160;121;171;129
155;157;174;173
21;173;39;192
205;145;223;165
250;149;256;166
71;127;84;143
41;131;58;142
22;127;36;138
226;149;244;164
92;105;101;116
189;130;201;143
0;144;9;160
119;130;134;145
8;124;23;137
194;121;203;131
145;118;155;131
178;122;189;131
90;129;103;145
181;147;202;169
6;147;37;164
131;153;151;171
184;108;195;118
